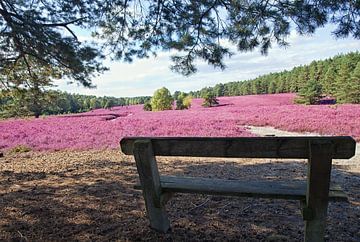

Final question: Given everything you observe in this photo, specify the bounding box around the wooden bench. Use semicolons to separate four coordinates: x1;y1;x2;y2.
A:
120;136;356;242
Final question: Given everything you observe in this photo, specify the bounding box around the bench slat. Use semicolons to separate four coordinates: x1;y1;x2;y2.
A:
120;137;356;159
158;176;347;202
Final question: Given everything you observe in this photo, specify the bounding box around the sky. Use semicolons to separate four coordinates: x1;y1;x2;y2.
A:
54;24;360;98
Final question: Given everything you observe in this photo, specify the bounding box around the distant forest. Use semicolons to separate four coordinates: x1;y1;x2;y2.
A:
1;52;359;118
189;52;360;104
0;89;150;118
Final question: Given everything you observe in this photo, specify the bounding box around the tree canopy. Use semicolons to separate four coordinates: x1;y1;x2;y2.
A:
200;88;219;107
1;0;359;90
96;0;360;76
150;87;173;111
0;0;108;89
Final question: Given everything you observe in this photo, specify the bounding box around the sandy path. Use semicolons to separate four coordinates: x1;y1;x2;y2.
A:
246;126;360;169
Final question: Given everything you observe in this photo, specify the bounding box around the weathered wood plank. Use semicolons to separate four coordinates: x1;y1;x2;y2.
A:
304;141;333;242
120;136;355;159
133;140;170;233
144;176;347;202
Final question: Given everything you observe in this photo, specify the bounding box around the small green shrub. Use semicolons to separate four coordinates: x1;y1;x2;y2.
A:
143;101;152;111
183;96;192;109
176;93;192;110
294;97;307;104
150;87;173;111
202;95;219;107
10;145;32;153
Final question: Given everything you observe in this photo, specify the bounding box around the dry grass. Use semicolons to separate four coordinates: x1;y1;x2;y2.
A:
0;150;359;241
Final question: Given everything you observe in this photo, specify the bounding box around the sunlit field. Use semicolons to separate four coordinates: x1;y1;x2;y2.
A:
1;93;359;152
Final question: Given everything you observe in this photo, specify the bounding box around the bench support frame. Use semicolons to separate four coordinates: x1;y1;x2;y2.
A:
304;141;333;242
133;140;170;232
121;136;356;241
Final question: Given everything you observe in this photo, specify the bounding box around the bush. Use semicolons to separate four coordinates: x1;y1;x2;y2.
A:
150;87;173;111
175;92;192;110
175;99;185;110
182;96;192;109
10;145;32;153
143;101;152;111
201;92;219;107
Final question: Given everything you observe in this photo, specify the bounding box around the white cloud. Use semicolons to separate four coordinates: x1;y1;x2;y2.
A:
54;24;360;97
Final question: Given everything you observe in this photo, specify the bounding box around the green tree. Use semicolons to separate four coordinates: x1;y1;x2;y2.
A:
150;87;173;111
1;0;358;86
0;89;33;117
347;62;360;103
309;61;319;81
214;83;225;97
183;96;192;109
100;98;107;109
268;81;277;94
289;68;301;92
143;101;152;111
0;0;107;90
276;74;288;93
175;92;192;110
89;98;101;110
295;79;323;104
50;92;72;114
99;1;360;75
83;98;91;111
172;91;181;101
201;90;219;107
335;58;353;103
323;64;337;96
0;57;62;117
104;99;115;109
298;66;310;91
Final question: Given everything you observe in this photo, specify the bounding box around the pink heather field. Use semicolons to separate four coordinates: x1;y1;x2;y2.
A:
1;93;359;152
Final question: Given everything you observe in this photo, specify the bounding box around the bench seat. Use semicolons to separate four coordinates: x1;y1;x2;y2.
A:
134;175;347;202
122;137;356;240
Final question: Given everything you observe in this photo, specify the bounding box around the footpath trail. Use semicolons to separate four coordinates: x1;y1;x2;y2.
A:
246;125;360;169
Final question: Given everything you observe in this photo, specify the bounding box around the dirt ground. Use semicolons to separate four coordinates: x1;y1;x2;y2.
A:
0;148;359;242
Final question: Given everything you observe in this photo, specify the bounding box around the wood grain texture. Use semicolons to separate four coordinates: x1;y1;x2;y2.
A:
153;176;347;201
123;136;353;239
121;136;356;159
133;140;170;233
304;141;333;242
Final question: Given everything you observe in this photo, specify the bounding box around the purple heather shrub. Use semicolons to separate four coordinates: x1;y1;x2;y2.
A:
0;93;359;151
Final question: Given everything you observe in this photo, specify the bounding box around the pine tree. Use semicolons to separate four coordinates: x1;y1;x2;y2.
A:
335;58;353;103
309;61;318;81
268;81;277;94
323;64;337;96
201;90;219;107
298;66;310;91
2;0;359;86
347;62;360;103
296;79;323;104
289;68;301;92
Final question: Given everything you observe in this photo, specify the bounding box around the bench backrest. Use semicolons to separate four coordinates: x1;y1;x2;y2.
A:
120;136;356;241
121;136;355;159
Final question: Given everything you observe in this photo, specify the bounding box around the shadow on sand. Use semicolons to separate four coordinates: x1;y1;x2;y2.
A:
0;154;359;241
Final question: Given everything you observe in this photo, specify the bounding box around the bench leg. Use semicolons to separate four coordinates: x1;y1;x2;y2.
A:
304;141;333;242
133;140;170;233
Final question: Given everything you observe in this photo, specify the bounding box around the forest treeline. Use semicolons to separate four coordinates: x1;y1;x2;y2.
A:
1;52;359;118
0;89;150;118
188;52;360;104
